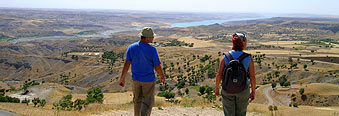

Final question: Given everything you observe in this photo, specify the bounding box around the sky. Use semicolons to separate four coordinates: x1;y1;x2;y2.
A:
0;0;338;16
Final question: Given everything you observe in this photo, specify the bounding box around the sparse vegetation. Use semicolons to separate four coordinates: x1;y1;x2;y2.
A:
86;87;104;104
0;34;15;41
159;40;194;47
22;80;40;90
32;98;40;107
21;98;30;105
271;82;277;90
157;91;175;99
74;30;98;35
0;95;20;103
299;88;305;95
198;85;216;103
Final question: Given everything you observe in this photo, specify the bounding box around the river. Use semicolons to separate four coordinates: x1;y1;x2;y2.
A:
171;16;275;27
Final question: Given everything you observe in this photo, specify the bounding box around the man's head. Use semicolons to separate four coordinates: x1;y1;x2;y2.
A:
139;27;155;43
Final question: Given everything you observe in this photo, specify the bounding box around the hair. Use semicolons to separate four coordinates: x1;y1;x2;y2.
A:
141;36;146;40
232;36;245;51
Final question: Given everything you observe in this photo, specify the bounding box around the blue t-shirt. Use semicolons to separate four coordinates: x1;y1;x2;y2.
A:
224;50;251;84
125;41;161;82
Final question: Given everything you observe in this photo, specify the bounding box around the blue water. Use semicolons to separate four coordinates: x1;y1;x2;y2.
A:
171;16;274;27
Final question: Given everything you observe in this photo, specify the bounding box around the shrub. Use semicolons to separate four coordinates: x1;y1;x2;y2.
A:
23;80;40;90
32;98;40;107
86;87;104;104
291;94;296;97
176;81;185;89
299;88;305;95
168;99;181;104
271;82;277;90
199;86;206;95
159;83;168;91
60;95;73;110
39;99;46;108
53;95;87;111
204;93;216;103
0;96;9;102
157;91;175;99
283;81;291;87
185;88;189;95
199;85;214;95
21;98;30;105
5;96;20;103
73;99;85;111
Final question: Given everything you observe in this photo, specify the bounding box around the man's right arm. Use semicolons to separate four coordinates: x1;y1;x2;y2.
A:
119;61;131;87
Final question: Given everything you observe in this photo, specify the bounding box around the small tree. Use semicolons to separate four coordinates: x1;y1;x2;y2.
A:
303;64;308;71
273;106;278;116
157;91;175;99
73;99;85;111
271;82;277;90
21;98;30;106
32;98;40;107
185;88;189;95
288;57;293;63
268;105;273;116
299;88;305;95
283;81;291;87
58;94;73;111
39;99;46;108
199;86;206;95
176;81;185;89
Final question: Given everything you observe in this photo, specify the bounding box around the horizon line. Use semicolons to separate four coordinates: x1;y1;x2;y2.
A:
1;7;339;18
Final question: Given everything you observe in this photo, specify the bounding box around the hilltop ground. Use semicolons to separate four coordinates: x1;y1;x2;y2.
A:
1;36;338;116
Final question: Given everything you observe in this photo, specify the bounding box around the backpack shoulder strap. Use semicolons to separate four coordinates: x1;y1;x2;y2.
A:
223;52;233;61
237;53;250;62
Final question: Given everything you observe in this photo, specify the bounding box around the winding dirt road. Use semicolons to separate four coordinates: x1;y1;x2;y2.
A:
262;85;291;106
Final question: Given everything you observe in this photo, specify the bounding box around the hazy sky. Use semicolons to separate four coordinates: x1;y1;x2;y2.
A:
0;0;338;15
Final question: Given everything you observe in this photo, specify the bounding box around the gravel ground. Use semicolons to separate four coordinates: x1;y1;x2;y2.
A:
94;107;268;116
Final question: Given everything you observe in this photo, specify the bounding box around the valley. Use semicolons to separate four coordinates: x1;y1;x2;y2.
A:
0;8;338;116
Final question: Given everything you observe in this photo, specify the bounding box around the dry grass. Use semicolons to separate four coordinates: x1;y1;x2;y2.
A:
72;92;134;105
259;41;308;45
245;50;300;55
178;37;218;48
300;83;339;96
248;103;339;116
0;102;134;116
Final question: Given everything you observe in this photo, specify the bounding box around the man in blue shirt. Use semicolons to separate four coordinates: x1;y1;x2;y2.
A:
119;27;165;116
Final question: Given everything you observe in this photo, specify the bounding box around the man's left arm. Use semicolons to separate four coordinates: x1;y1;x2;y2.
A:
154;65;165;84
153;48;165;84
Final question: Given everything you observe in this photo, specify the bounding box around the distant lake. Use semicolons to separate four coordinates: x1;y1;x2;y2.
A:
171;16;274;27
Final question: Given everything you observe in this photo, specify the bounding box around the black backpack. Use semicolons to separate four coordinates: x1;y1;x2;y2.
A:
222;52;250;93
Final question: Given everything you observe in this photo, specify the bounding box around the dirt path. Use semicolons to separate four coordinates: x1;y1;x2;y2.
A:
8;87;53;102
94;106;268;116
265;56;339;66
262;85;291;106
0;110;20;116
262;86;275;105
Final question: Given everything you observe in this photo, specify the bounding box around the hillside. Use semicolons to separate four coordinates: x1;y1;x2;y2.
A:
0;8;339;116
